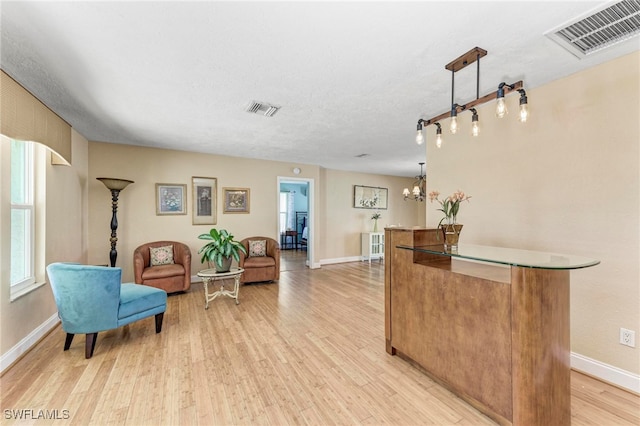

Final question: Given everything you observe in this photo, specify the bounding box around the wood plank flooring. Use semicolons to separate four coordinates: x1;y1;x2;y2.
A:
2;260;638;425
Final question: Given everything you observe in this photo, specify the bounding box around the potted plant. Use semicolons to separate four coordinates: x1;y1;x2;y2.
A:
198;228;247;273
371;211;381;232
428;190;471;249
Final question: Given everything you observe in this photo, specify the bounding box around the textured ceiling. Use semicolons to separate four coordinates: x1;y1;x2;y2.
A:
1;1;638;177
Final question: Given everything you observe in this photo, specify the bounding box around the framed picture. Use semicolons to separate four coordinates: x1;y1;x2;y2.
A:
192;176;217;225
223;187;250;214
354;185;388;209
156;183;187;215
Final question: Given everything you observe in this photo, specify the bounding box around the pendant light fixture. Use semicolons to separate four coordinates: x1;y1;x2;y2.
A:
435;123;443;148
518;89;529;122
496;82;509;118
416;121;425;145
449;104;459;134
470;108;479;136
403;162;427;202
414;47;529;147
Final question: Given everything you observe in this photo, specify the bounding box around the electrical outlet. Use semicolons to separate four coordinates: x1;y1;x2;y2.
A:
620;328;636;348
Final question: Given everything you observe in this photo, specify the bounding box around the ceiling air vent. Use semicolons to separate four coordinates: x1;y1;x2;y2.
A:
545;0;640;58
245;100;281;117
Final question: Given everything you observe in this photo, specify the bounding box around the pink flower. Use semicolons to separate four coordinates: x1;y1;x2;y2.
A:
452;190;471;202
429;189;471;225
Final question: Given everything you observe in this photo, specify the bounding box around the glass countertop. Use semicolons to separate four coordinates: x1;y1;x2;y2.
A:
398;243;600;270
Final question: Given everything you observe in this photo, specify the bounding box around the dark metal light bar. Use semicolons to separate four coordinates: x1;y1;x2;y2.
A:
419;80;523;128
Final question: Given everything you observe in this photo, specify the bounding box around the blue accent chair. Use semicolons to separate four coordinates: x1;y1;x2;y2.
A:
46;263;167;359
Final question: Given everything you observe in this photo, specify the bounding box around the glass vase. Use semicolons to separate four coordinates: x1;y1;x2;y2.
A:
440;223;463;250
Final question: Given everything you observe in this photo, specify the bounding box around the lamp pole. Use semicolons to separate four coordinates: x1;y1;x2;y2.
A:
97;178;134;267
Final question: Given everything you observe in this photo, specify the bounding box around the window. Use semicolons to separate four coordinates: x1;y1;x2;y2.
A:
279;191;296;234
9;139;45;300
10;140;35;289
279;192;288;233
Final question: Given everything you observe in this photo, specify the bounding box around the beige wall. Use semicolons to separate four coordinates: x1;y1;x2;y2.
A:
88;143;422;280
0;129;88;356
426;51;639;374
321;168;425;260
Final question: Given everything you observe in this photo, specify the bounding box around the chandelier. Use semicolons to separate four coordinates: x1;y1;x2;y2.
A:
414;47;529;147
403;162;426;202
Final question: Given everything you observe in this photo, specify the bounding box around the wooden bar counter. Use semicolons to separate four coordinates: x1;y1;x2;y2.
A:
384;227;599;426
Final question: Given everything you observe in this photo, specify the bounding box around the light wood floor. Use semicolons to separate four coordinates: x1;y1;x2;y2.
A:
280;249;308;272
2;261;638;425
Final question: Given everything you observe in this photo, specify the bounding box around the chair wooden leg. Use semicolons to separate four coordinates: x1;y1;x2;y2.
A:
85;333;98;359
64;333;74;351
155;313;164;333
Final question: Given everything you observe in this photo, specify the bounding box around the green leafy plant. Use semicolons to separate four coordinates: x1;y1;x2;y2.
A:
371;211;381;220
197;228;247;269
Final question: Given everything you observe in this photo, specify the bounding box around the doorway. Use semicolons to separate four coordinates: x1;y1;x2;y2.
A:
278;177;312;271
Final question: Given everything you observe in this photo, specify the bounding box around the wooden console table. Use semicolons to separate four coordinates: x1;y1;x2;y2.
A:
384;227;599;426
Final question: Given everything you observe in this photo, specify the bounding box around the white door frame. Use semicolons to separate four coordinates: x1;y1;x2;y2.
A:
277;176;315;269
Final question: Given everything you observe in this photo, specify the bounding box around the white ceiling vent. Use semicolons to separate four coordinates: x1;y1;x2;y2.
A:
545;0;640;58
245;100;281;117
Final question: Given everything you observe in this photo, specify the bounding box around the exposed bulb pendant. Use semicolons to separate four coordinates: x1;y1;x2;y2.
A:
415;121;424;145
435;123;443;148
450;116;458;134
496;82;508;118
496;98;507;118
449;105;458;134
519;104;529;122
470;108;479;137
518;89;529;122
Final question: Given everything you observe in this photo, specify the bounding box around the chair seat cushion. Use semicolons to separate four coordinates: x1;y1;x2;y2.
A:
118;283;167;320
141;263;185;280
244;256;276;268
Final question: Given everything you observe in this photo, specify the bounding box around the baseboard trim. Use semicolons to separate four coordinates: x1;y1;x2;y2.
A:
571;351;640;394
1;313;60;374
320;256;362;266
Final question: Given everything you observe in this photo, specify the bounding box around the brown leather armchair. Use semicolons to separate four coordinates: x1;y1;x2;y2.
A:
133;241;191;293
238;237;280;284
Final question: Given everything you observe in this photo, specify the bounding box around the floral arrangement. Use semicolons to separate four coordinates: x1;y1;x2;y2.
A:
428;190;471;226
371;211;381;220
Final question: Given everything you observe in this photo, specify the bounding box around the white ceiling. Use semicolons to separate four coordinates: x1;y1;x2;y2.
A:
2;1;638;177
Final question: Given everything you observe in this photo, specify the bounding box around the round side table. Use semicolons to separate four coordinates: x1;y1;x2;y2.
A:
197;267;244;309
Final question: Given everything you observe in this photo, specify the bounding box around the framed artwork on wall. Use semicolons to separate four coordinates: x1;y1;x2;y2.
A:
354;185;388;209
156;183;187;215
192;176;217;225
223;187;250;214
